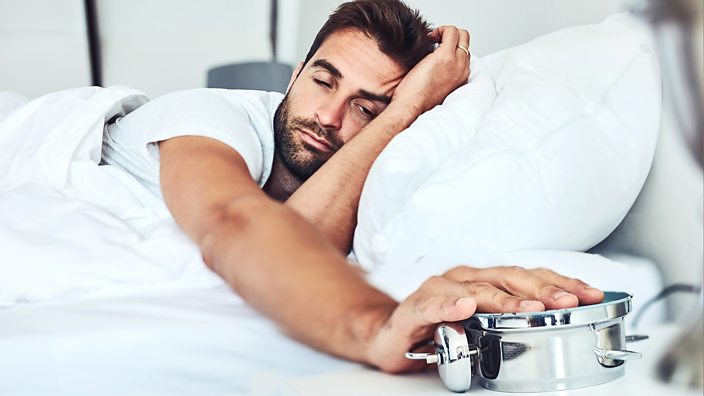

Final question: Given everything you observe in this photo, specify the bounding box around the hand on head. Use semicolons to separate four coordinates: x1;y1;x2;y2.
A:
390;25;471;116
365;265;604;373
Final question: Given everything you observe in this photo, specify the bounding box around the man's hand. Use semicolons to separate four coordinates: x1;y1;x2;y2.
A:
390;25;471;117
365;266;604;373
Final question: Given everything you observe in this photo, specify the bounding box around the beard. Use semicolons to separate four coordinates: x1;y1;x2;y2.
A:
273;93;343;180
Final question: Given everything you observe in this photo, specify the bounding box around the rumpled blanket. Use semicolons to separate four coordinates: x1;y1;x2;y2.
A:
0;86;224;306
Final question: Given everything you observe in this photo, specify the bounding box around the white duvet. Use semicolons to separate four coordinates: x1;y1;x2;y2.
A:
0;86;225;307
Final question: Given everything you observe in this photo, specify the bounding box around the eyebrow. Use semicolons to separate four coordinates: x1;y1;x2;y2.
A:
357;89;392;105
311;59;392;105
312;59;342;79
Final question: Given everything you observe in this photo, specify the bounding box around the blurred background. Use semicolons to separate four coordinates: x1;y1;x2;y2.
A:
0;0;631;99
0;0;701;323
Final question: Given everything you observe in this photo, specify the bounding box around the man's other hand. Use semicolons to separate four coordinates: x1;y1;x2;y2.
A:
389;25;471;117
365;265;604;373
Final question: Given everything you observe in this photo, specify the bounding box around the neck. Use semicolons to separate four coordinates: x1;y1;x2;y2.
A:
263;150;303;202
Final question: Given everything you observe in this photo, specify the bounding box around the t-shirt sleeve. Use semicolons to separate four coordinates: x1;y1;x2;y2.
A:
105;89;265;190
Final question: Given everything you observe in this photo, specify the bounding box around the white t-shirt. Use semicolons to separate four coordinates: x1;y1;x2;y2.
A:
102;88;283;198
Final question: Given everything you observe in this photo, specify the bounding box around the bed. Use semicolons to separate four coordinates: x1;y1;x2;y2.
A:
0;14;664;395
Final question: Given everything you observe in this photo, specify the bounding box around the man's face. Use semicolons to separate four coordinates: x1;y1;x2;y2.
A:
274;29;406;180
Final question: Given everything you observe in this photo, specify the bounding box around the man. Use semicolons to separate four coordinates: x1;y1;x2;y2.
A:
103;0;603;373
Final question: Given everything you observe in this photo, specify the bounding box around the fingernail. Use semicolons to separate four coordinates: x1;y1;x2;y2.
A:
553;291;570;300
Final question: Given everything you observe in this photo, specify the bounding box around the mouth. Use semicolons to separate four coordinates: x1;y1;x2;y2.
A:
298;129;334;152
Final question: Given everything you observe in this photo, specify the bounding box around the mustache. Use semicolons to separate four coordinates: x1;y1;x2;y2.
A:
289;117;344;151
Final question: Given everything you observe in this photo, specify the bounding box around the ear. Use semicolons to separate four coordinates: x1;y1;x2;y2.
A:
286;61;304;93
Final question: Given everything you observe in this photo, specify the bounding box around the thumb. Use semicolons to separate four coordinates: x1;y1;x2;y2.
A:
411;296;477;328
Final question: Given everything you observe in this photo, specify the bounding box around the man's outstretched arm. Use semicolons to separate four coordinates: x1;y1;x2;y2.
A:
285;26;471;253
159;135;603;373
160;136;398;365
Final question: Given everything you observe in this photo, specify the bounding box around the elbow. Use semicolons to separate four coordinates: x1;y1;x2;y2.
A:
197;194;273;274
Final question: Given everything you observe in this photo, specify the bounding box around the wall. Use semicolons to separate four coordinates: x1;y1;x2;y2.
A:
0;0;90;98
2;0;632;99
293;0;632;61
0;0;276;99
97;0;273;98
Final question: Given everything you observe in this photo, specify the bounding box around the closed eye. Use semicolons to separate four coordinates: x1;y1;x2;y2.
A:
314;78;332;89
355;103;376;119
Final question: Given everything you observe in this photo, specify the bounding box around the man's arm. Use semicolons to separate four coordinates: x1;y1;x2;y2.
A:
282;104;416;253
159;135;604;373
159;135;397;363
285;26;471;253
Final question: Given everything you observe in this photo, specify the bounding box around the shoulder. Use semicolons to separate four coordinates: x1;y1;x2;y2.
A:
118;88;282;136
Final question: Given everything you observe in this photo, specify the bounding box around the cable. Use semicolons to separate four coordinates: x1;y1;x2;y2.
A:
631;283;702;328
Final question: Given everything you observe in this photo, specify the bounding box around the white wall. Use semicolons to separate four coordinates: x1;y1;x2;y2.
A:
293;0;632;61
0;0;275;99
97;0;273;98
2;0;632;99
0;0;90;98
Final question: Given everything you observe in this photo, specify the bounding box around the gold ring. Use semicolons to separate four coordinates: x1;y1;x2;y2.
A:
457;44;469;57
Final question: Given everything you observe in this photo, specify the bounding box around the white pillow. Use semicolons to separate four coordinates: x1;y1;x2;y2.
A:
354;14;661;271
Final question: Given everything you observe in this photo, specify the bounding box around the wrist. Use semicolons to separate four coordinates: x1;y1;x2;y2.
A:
347;300;398;367
375;101;423;137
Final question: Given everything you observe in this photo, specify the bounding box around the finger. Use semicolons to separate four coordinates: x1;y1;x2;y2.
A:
427;27;441;43
530;267;605;305
499;266;581;309
412;294;478;326
428;25;460;50
411;275;478;324
445;266;578;310
460;281;545;313
457;30;471;63
455;43;470;61
455;29;471;81
458;29;470;51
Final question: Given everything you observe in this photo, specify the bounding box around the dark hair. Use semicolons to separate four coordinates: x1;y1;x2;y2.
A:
302;0;434;71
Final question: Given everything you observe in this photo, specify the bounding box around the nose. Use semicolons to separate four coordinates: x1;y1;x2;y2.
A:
315;96;345;131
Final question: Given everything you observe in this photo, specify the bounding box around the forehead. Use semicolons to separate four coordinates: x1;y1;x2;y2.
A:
307;29;406;94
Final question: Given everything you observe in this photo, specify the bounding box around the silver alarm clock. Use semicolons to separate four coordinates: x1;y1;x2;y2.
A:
406;291;644;393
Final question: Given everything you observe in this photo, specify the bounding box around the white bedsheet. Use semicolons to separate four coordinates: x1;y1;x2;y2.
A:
0;286;357;396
